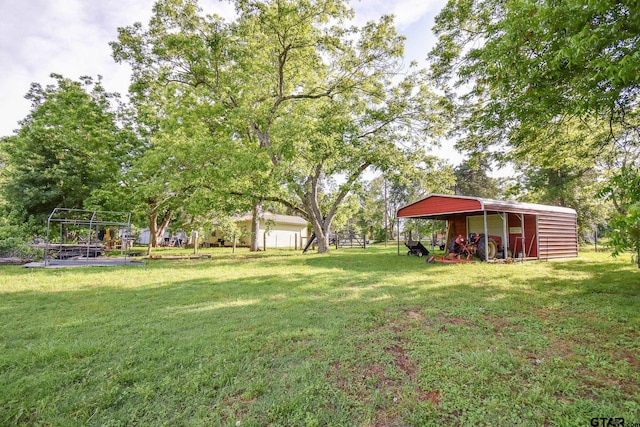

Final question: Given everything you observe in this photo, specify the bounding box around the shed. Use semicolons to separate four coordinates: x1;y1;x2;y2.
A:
206;212;308;249
397;194;578;260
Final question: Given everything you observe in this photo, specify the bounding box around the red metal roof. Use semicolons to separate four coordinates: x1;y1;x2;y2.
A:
397;194;577;218
397;194;578;260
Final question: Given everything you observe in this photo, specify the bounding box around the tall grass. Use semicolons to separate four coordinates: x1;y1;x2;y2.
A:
1;246;638;425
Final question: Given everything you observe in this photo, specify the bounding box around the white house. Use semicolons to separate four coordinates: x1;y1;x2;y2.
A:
136;229;187;246
206;212;309;249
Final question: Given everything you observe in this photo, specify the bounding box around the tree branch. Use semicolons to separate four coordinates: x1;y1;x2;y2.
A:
228;191;308;218
327;162;370;221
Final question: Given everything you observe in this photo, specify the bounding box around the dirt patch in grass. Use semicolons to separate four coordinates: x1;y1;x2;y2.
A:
419;389;441;405
387;344;416;377
326;309;443;425
405;310;424;320
620;351;640;369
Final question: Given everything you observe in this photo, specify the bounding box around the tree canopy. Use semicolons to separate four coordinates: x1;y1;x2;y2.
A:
453;157;499;199
111;0;449;252
430;0;640;261
0;74;133;236
431;0;640;132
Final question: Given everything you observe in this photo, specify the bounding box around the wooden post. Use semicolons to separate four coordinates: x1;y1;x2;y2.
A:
263;232;267;252
192;231;199;255
384;178;388;247
232;232;236;254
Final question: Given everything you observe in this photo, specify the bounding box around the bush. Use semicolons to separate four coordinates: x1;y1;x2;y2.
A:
0;238;43;259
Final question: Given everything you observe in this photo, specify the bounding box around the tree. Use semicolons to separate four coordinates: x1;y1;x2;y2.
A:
430;0;640;134
112;0;449;253
498;118;616;236
86;86;247;251
429;0;640;259
352;160;455;243
453;157;499;198
0;74;132;236
601;164;640;267
357;177;389;242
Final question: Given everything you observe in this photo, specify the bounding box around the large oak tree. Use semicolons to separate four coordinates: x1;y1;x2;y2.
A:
112;0;448;253
0;74;134;236
430;0;640;260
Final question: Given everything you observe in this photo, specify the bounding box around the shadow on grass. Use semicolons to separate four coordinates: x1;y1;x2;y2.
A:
2;249;639;425
0;247;424;280
535;259;639;297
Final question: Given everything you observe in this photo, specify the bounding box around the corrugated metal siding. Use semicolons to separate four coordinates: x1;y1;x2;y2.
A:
397;194;578;261
398;196;482;217
446;215;468;243
538;212;578;259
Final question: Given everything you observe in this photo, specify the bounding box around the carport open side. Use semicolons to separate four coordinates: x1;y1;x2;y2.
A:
396;194;578;260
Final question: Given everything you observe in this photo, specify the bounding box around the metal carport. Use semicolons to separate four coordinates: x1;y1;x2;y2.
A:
396;194;578;260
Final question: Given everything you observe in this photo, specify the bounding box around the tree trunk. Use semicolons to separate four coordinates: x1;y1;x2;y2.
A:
148;209;172;248
250;200;261;252
316;231;331;253
307;208;332;254
149;212;159;248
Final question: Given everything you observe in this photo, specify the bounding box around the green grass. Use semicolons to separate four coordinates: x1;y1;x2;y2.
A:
1;246;638;426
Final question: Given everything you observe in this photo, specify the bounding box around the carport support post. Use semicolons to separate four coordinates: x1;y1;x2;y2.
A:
483;211;489;260
431;221;435;253
397;218;400;255
500;212;508;259
516;214;526;259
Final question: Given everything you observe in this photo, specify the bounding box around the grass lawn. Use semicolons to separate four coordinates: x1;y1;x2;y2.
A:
1;245;638;426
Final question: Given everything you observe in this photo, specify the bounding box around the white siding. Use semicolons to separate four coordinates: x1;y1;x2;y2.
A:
261;224;306;248
467;214;506;237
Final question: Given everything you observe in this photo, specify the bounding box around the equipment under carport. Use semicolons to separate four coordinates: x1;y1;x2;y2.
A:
405;240;429;257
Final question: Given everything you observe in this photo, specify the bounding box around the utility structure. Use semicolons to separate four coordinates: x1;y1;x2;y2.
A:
397;194;578;261
44;208;132;267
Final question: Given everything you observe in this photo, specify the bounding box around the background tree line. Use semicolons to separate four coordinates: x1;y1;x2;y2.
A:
0;0;638;262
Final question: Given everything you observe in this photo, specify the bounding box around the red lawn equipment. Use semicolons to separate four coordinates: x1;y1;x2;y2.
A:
428;233;503;263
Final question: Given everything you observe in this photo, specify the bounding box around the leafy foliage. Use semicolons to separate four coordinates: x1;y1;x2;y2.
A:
608;202;640;267
430;0;640;259
0;74;133;236
0;237;43;259
601;165;640;265
431;0;640;134
111;0;450;252
453;158;499;198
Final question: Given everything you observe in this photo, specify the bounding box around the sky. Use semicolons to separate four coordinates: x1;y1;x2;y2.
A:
0;0;454;159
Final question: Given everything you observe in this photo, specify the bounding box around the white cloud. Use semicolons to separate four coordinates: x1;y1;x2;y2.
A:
0;0;243;136
0;0;443;137
352;0;445;29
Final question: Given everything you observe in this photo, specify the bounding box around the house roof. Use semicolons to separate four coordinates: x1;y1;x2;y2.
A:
235;212;308;226
397;194;577;219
